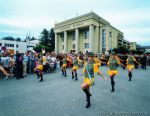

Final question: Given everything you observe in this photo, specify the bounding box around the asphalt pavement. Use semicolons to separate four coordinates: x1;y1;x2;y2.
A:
0;66;150;116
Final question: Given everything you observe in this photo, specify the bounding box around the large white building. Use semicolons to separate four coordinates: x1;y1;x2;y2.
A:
54;12;131;53
0;39;39;54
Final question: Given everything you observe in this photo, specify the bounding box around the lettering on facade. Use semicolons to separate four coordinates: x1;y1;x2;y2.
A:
59;23;84;31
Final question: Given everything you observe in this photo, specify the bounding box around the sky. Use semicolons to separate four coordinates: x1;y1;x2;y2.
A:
0;0;150;46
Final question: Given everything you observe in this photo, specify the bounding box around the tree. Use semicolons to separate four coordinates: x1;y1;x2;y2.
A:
49;28;55;51
30;36;36;40
34;44;43;53
38;28;55;52
40;28;50;45
118;46;129;54
2;36;15;41
112;46;129;54
16;37;21;41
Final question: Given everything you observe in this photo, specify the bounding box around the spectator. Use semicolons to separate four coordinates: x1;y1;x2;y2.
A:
23;52;29;77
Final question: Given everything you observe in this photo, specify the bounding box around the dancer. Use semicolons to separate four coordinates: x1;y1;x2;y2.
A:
126;52;138;81
71;54;82;80
0;65;13;79
34;59;43;82
81;52;107;108
107;52;125;92
61;54;68;77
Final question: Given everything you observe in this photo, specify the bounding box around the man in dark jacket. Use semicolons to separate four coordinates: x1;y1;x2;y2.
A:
15;52;23;79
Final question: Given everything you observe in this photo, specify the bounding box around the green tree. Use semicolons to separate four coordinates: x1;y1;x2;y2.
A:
49;28;55;51
38;28;55;52
34;44;43;53
16;37;21;41
112;46;129;54
40;28;50;45
118;46;129;54
2;36;15;41
30;36;36;40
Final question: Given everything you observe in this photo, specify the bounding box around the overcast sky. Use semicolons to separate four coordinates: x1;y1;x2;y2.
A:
0;0;150;45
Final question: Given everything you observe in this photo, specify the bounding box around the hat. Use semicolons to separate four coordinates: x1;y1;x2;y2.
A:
129;51;132;55
88;52;94;57
111;51;116;55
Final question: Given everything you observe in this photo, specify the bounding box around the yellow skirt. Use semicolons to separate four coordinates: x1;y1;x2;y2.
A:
94;64;99;73
37;65;43;71
107;70;118;76
127;64;134;70
96;63;101;67
72;66;78;71
62;64;67;68
83;77;95;86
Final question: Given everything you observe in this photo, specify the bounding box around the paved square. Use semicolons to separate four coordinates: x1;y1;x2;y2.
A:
0;67;150;116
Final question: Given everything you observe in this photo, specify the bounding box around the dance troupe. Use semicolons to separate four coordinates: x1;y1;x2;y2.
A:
1;51;138;108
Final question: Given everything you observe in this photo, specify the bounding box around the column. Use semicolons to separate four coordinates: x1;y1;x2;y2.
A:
89;25;94;52
75;28;79;53
64;31;67;53
55;33;58;53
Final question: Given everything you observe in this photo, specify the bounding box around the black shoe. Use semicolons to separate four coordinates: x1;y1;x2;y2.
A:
72;76;74;79
111;88;115;92
129;77;131;81
85;100;91;108
39;79;43;82
75;78;78;81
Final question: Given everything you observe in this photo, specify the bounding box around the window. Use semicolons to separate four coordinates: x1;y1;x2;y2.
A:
84;43;89;49
0;43;2;46
72;44;75;49
72;32;75;41
109;32;112;37
62;45;64;50
102;29;106;51
85;30;89;39
16;44;19;48
4;43;14;47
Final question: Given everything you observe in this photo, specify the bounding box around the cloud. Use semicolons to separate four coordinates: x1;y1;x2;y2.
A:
0;16;55;29
0;29;23;34
0;0;150;45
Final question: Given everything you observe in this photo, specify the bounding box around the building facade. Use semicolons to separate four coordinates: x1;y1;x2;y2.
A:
0;39;39;54
54;12;130;53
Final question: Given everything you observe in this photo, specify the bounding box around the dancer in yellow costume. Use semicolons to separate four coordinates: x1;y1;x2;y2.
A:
81;52;107;108
126;52;138;81
71;54;82;80
34;59;43;82
107;52;125;92
94;55;106;69
94;55;101;67
61;54;68;77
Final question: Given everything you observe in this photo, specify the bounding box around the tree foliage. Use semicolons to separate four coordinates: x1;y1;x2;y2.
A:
2;36;16;41
16;37;21;41
37;28;55;52
112;46;129;54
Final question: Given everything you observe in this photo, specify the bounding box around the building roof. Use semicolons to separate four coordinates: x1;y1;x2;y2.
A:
54;12;123;34
55;12;110;27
